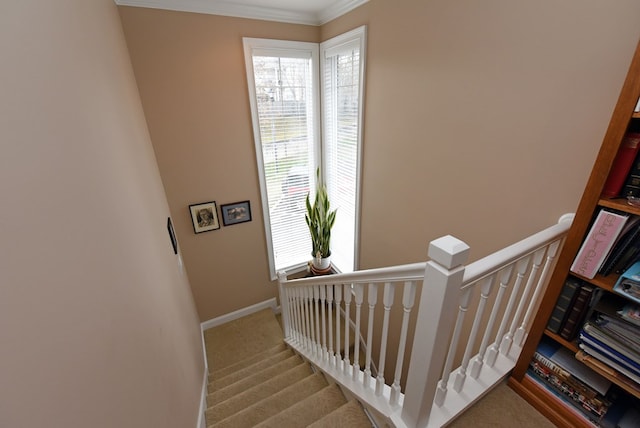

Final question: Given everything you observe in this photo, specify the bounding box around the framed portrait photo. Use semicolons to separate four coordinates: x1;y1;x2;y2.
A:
220;200;252;226
189;201;220;234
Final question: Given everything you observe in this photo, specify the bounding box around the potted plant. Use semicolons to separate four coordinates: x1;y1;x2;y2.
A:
305;168;337;270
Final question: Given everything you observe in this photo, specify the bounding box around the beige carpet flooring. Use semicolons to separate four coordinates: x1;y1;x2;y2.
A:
203;308;554;428
448;382;555;428
203;308;372;428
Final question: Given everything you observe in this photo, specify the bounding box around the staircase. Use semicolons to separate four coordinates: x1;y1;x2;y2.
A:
203;308;372;428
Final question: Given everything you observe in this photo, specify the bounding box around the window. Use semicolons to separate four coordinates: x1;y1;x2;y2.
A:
244;27;366;279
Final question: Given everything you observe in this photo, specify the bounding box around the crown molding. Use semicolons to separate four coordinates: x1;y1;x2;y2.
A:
114;0;369;26
317;0;368;25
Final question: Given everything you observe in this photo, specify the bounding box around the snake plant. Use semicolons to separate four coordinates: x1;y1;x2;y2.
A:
305;168;337;260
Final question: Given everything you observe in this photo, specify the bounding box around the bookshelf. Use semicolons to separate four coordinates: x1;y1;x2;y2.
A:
509;39;640;428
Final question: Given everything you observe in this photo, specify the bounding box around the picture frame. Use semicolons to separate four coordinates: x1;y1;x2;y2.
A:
220;200;252;226
167;217;178;254
189;201;220;234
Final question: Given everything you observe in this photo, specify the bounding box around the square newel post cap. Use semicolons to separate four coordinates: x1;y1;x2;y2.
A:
428;235;470;269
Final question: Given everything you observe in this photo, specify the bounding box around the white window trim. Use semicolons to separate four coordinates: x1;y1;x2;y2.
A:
243;38;321;279
243;27;366;279
320;25;366;273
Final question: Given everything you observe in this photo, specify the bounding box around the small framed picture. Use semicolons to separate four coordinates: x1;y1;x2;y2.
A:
167;217;178;254
220;200;252;226
189;201;220;234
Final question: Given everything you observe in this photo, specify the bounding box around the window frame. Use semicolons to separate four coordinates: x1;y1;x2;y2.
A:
320;26;366;274
243;27;366;279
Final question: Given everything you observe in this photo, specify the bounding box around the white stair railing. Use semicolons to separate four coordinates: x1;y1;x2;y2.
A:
277;214;572;428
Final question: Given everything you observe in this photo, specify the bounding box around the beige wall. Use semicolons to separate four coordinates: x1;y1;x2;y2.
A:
118;7;320;320
0;1;204;427
119;1;640;322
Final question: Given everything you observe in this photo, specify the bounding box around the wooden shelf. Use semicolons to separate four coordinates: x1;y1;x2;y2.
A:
598;197;640;216
570;272;617;293
576;352;640;400
509;39;640;427
508;376;596;428
543;330;580;353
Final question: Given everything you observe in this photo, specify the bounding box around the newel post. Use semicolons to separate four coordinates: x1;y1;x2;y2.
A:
401;236;470;428
277;271;291;340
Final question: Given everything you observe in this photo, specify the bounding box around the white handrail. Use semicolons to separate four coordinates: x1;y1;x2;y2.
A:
278;214;573;428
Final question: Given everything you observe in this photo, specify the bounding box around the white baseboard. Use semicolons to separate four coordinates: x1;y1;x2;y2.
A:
196;368;207;428
200;298;278;331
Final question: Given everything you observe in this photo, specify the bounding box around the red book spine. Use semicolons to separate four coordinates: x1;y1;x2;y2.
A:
602;132;640;198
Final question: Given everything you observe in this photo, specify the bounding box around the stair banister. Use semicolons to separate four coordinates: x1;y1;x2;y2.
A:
277;215;572;428
400;235;470;428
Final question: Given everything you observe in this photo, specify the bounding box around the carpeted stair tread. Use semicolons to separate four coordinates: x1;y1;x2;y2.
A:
253;383;347;428
209;372;328;428
206;354;304;406
208;343;287;381
208;348;295;390
205;363;314;423
307;400;372;428
204;308;284;370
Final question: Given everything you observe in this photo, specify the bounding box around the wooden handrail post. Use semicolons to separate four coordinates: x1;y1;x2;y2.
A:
401;235;469;428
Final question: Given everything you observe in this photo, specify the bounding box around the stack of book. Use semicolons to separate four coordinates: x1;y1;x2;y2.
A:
546;277;597;341
601;130;640;199
528;338;612;425
528;337;639;427
578;294;640;388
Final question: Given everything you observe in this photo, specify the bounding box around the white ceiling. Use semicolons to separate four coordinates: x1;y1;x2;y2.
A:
115;0;369;26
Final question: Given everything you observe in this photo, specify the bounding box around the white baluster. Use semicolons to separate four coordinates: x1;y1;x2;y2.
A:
454;277;493;392
335;284;343;365
514;240;561;346
327;284;334;364
364;282;378;389
343;284;352;373
320;285;327;359
353;284;364;382
390;280;417;406
402;236;469;428
314;285;321;357
376;282;395;396
434;286;472;405
469;275;497;378
303;286;312;351
293;286;303;345
501;251;543;355
485;265;517;367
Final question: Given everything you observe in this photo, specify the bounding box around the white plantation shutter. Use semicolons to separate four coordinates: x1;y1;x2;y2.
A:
321;27;366;273
244;40;320;278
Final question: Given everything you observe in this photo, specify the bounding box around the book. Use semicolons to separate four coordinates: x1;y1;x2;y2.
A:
613;260;640;304
532;351;607;406
525;371;599;426
580;327;640;374
599;217;640;276
619;303;640;327
547;277;582;334
579;341;640;384
594;315;640;350
621;142;640;198
591;295;640;344
536;337;612;395
602;132;640;198
560;284;595;341
570;209;629;279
